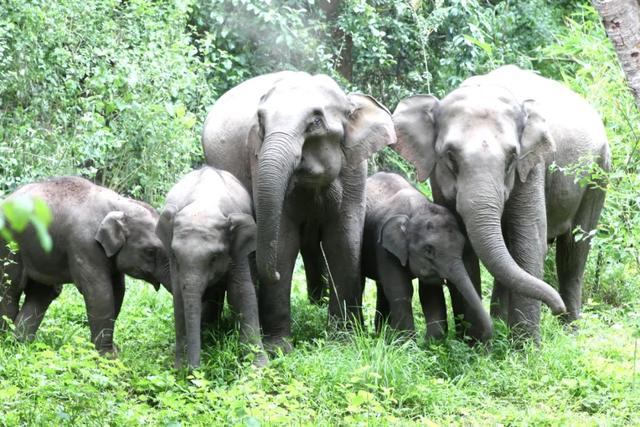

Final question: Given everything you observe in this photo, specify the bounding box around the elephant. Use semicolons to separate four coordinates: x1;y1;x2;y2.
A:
362;172;492;342
202;71;396;353
155;167;266;369
0;176;171;354
392;65;610;340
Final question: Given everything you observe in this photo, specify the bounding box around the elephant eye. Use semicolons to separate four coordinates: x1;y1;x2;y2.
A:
144;247;156;259
307;116;323;132
424;244;435;257
446;150;458;176
506;149;517;173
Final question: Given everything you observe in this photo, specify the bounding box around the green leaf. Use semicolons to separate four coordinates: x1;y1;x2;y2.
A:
33;197;52;227
2;197;32;232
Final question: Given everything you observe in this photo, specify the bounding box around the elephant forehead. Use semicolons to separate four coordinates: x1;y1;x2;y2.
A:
171;229;228;255
440;86;521;122
437;126;512;158
174;211;227;236
266;79;348;112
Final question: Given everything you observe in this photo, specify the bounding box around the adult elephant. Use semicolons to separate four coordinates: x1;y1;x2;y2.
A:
202;71;396;352
392;65;610;340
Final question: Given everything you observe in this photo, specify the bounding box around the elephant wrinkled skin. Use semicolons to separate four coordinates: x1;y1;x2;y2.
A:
156;167;266;369
362;172;492;342
0;177;171;354
393;65;610;340
202;71;396;353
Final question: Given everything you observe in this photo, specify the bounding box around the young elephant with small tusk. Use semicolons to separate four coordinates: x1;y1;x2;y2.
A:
362;172;492;343
0;176;171;355
156;166;266;369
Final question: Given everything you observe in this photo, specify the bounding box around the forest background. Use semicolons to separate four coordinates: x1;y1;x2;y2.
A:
0;0;639;424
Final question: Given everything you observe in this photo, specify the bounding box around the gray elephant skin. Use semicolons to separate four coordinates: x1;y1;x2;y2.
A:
155;167;266;369
362;172;492;342
0;176;171;354
201;71;396;352
393;65;610;340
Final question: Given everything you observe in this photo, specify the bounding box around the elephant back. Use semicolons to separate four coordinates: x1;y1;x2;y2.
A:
201;71;302;193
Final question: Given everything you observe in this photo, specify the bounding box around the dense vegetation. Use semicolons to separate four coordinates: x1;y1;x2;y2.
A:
1;0;638;424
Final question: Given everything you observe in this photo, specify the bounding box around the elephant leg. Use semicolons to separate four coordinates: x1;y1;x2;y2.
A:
300;222;329;305
0;262;26;329
170;259;187;369
73;263;118;355
113;273;126;320
259;215;299;354
14;280;60;341
450;245;482;340
420;280;447;340
374;281;390;334
490;279;510;323
323;213;366;328
227;259;267;367
504;165;547;342
373;247;414;335
201;284;226;330
556;186;606;323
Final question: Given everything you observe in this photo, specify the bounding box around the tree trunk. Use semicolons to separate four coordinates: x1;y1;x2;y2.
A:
319;0;352;82
592;0;640;110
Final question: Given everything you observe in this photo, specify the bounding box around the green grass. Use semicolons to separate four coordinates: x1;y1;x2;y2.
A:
1;263;638;426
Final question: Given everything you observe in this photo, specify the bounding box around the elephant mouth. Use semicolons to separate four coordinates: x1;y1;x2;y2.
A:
293;170;338;189
419;270;441;282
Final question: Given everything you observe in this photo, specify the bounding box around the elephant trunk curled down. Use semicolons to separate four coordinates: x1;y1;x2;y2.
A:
393;64;610;340
255;132;301;284
201;71;395;353
455;179;565;314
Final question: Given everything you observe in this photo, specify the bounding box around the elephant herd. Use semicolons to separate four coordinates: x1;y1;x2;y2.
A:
0;65;610;370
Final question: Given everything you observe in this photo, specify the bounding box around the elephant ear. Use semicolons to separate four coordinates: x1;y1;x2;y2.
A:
379;215;410;267
344;93;396;166
517;99;556;183
392;95;439;182
95;211;127;258
156;205;177;250
228;213;257;259
249;87;276;157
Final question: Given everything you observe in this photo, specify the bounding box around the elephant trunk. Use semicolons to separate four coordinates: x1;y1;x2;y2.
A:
182;277;203;368
156;253;172;294
457;185;566;315
255;131;302;285
447;259;493;342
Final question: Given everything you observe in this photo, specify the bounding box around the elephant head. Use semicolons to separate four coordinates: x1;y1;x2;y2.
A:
392;85;565;315
251;74;396;285
155;206;256;367
95;204;171;292
379;204;493;339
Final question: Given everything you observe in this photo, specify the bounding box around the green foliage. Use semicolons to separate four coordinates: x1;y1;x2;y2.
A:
0;197;52;250
533;5;640;308
0;278;638;425
1;0;640;424
0;0;212;205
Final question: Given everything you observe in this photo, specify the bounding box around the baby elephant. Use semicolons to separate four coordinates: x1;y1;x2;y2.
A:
363;172;492;342
156;167;266;369
0;176;171;354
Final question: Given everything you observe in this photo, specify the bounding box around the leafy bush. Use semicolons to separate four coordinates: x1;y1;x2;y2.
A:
0;0;212;205
1;0;639;424
534;5;640;308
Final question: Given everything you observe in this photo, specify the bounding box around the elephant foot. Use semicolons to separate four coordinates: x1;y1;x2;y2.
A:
263;336;293;356
98;344;120;359
252;351;269;368
561;318;580;335
308;295;328;306
424;329;447;344
509;325;541;348
559;310;580;325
